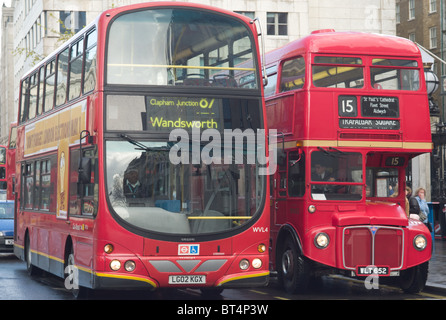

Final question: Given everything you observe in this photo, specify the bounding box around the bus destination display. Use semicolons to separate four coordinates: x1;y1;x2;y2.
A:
146;96;221;132
338;95;400;130
361;96;399;118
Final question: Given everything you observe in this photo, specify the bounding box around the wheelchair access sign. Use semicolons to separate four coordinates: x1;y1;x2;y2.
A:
178;244;200;255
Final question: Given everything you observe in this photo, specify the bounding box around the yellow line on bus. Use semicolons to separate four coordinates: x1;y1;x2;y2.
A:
108;63;255;71
188;216;252;220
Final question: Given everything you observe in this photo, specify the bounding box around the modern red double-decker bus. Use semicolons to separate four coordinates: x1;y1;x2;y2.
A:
14;2;270;298
265;30;432;293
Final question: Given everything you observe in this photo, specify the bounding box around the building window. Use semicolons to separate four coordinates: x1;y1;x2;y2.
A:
267;12;287;36
408;0;415;20
429;0;437;13
430;27;437;49
396;4;400;24
409;33;415;42
60;11;86;34
235;11;255;20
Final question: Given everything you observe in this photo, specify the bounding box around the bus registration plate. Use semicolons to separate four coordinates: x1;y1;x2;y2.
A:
356;266;389;276
169;275;206;284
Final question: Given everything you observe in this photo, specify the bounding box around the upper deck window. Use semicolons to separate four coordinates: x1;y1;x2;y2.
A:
280;57;305;92
107;8;257;89
312;56;364;89
371;58;420;91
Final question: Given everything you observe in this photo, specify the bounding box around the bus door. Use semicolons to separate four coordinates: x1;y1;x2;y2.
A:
271;149;305;232
286;150;306;229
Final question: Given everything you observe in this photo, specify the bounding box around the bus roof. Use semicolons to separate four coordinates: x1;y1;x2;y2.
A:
266;31;421;65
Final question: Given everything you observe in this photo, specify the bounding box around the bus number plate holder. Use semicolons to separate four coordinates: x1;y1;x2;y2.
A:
168;275;206;284
356;266;390;276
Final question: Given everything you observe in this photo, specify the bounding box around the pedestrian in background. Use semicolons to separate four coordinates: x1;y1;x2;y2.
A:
405;185;412;218
414;187;432;232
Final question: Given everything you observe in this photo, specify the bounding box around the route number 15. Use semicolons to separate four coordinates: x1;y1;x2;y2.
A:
338;96;357;117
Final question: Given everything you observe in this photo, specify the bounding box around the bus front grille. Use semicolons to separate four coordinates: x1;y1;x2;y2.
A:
342;226;404;270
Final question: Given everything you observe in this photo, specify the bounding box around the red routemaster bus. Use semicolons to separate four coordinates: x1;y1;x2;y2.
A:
0;145;7;191
265;30;432;293
14;2;270;298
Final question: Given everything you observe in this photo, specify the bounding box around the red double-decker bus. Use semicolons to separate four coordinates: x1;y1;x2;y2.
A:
0;145;7;192
14;2;270;298
6;123;17;200
265;30;432;293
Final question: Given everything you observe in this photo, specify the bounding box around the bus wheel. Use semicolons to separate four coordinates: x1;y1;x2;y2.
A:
65;247;91;299
25;233;41;276
278;237;310;294
399;261;429;294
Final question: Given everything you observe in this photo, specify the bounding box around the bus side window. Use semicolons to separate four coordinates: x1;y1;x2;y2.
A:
264;73;277;97
37;66;45;115
280;56;305;92
28;73;38;120
83;28;97;94
68;37;84;101
44;59;56;112
20;78;30;123
56;47;69;107
264;65;278;97
288;150;305;197
69;148;97;216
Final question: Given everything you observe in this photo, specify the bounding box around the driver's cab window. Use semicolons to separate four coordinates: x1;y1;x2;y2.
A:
310;150;362;201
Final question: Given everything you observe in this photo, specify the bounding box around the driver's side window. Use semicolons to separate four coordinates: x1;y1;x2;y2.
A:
288;150;305;197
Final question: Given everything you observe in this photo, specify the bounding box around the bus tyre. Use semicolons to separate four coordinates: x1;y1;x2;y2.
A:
25;233;41;276
399;261;429;294
278;237;310;294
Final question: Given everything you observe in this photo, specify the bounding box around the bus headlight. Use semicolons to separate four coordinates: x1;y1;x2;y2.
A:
124;260;136;272
308;205;316;213
239;259;250;270
252;258;262;269
413;235;427;251
110;260;121;271
314;233;330;249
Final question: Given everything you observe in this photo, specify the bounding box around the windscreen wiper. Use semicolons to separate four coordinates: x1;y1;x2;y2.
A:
119;134;170;151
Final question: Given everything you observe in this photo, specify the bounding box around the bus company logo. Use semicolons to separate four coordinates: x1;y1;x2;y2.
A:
369;226;378;235
178;244;200;255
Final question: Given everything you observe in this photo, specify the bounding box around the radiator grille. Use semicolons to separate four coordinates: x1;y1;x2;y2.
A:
343;226;404;270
